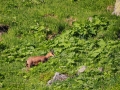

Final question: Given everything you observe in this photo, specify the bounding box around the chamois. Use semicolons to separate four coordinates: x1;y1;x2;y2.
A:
26;50;54;71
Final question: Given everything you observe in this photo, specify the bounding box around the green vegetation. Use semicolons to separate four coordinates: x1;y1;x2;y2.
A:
0;0;120;90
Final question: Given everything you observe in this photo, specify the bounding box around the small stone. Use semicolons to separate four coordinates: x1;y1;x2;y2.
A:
98;67;103;72
77;66;86;75
47;79;53;85
88;17;93;22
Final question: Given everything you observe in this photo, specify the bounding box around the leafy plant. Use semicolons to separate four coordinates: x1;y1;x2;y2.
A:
72;15;110;39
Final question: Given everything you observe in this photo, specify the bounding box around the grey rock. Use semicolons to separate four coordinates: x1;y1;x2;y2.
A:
88;17;93;22
47;72;68;85
98;67;103;72
77;66;86;75
112;0;120;16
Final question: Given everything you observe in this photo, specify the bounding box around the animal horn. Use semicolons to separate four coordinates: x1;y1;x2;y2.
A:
50;49;54;54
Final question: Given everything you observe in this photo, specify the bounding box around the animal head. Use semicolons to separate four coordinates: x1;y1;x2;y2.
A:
49;49;54;57
45;49;54;58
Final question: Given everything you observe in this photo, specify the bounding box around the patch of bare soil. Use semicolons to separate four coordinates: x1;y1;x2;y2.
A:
0;24;9;34
0;24;9;41
43;13;58;19
107;5;114;12
46;33;57;40
65;16;76;26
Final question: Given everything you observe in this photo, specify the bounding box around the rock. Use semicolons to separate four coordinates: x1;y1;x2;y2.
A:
88;17;93;22
47;72;68;85
98;67;103;72
47;79;53;85
77;66;86;75
112;0;120;16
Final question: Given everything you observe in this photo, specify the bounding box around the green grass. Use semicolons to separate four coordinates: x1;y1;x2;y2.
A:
0;0;120;90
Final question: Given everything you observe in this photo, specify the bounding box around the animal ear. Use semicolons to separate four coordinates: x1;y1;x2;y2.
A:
50;49;54;54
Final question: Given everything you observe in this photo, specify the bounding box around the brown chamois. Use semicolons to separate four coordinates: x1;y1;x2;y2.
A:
26;50;54;70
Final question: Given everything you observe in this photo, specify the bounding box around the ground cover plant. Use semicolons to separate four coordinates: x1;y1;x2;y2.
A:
0;0;120;90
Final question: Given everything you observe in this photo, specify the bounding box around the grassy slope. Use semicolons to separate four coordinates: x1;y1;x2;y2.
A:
0;0;120;90
0;0;115;47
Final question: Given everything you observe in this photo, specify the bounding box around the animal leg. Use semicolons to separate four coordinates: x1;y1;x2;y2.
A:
34;62;38;66
26;63;31;71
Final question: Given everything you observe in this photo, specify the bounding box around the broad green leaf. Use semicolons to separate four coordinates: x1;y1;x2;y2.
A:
97;39;106;47
90;48;103;58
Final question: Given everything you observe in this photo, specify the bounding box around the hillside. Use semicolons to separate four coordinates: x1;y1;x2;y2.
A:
0;0;120;90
